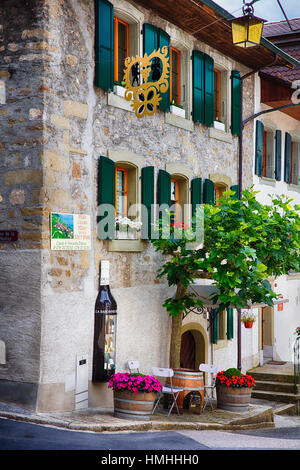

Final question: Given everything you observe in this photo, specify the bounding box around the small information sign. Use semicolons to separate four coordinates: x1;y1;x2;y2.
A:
50;213;91;250
0;230;18;242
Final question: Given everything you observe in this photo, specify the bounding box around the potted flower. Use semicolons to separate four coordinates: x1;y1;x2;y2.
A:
295;327;300;337
170;100;186;119
216;368;255;412
109;372;163;420
113;80;126;98
241;312;256;329
115;216;142;239
213;117;225;132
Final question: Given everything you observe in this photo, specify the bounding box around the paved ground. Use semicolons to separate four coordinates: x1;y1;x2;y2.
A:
0;396;298;433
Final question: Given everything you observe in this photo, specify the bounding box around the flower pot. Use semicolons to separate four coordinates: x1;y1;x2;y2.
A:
113;390;157;420
216;384;253;412
170;105;185;119
213;120;225;131
244;321;254;329
114;85;126;98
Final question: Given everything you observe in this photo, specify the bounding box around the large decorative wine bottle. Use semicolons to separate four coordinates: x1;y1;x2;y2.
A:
92;260;117;382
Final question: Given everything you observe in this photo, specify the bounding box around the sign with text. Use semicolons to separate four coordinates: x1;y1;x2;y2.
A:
0;230;18;242
50;213;91;250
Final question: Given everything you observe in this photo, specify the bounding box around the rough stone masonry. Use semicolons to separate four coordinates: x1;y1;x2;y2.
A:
0;0;255;412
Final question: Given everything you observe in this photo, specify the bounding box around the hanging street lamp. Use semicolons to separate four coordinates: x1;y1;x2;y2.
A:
231;0;266;48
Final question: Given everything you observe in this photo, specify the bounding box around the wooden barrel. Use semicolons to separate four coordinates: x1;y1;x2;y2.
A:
216;385;253;412
168;368;204;413
113;390;157;420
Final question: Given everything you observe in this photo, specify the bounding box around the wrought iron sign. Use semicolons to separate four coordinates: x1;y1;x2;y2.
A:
123;47;170;118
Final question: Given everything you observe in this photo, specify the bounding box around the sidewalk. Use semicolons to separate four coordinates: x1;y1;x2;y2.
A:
0;398;291;433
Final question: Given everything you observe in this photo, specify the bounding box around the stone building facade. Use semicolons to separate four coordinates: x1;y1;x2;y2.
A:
0;0;267;412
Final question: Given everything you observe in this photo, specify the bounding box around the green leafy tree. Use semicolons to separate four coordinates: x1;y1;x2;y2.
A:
152;188;300;368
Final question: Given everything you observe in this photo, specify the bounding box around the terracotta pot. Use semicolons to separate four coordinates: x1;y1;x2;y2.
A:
216;384;253;412
113;390;157;420
244;321;254;328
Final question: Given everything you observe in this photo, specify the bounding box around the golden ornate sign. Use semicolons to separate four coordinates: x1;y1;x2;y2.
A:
123;47;170;118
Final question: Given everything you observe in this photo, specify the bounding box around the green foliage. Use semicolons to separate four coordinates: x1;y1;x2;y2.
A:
224;368;242;378
151;188;300;317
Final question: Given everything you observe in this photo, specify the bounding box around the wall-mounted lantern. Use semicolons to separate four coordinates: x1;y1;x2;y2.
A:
231;1;266;48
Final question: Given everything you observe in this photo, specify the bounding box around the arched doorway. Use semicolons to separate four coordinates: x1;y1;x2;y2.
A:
180;323;208;370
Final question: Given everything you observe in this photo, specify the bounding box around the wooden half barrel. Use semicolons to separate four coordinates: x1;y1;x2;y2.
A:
216;385;253;412
168;368;204;413
113;390;157;420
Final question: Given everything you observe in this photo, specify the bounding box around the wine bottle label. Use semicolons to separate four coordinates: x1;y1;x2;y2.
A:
100;260;110;285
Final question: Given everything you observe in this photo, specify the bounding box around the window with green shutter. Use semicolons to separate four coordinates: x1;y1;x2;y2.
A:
212;309;219;344
158;169;171;230
227;308;234;340
141;166;154;239
275;130;282;181
191;178;202;217
192;50;204;123
284;132;292;184
97;156;115;239
203;178;215;205
231;70;241;136
158;28;170;112
255;120;264;177
143;24;171;112
204;54;214;127
95;0;114;91
230;184;239;200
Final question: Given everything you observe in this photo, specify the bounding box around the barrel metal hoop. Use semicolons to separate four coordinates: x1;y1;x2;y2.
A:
114;397;154;405
114;407;152;415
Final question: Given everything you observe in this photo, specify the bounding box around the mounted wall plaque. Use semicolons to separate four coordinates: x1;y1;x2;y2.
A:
50;213;91;250
0;230;18;242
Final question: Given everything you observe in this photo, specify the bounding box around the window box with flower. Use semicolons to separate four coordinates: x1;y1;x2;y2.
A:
109;372;163;420
113;80;126;98
215;368;255;412
115;216;142;239
213;118;225;132
170;100;186;119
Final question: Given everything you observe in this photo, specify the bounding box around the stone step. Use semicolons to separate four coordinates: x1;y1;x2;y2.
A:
252;389;300;404
254;380;300;394
247;371;299;384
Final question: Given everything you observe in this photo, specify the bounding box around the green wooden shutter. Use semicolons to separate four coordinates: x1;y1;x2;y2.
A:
204;53;214;127
158;28;170;112
157;169;171;206
143;23;158;55
95;0;114;91
191;178;202;217
275;130;282;181
97;156;115;239
230;184;239;200
141;166;154;239
227;308;234;340
255;120;264;176
203;178;215;205
284;132;292;184
231;70;242;136
212;308;219;344
192;50;205;123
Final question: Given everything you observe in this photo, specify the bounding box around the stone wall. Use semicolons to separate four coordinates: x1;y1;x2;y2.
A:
0;0;255;411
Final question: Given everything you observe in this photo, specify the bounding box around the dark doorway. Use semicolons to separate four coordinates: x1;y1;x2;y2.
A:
180;331;195;370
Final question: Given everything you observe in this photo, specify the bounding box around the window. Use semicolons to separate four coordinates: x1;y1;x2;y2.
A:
214;69;221;121
114;17;129;84
115;167;128;217
169;174;189;224
170;47;181;106
263;130;275;178
291;141;300;186
215;182;227;205
171;179;179;224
